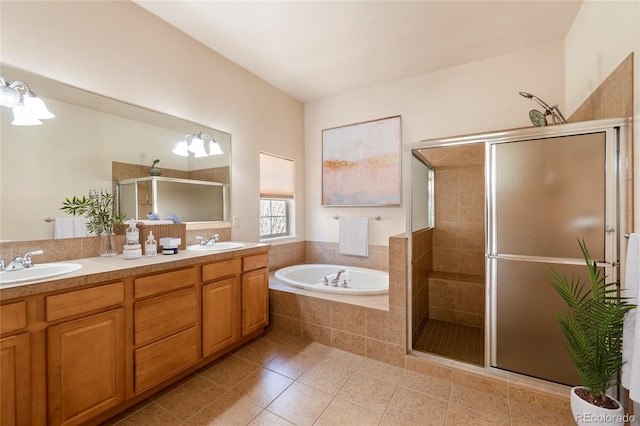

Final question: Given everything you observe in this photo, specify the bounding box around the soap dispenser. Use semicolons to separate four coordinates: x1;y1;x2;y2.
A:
145;231;157;256
126;221;139;245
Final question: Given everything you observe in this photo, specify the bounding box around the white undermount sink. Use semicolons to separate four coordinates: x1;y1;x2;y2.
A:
0;262;83;286
187;242;246;251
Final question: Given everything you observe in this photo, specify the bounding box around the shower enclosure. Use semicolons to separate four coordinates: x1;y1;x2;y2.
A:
407;118;629;386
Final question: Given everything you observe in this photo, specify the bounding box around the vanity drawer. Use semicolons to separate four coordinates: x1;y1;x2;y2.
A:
46;282;124;322
134;287;197;346
202;258;241;282
242;253;269;272
0;301;27;334
134;326;199;393
134;267;197;299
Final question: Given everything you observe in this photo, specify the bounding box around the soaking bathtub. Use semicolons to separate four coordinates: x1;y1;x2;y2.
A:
273;264;389;295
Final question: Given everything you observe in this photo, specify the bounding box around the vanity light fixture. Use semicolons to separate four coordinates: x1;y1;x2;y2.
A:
0;76;55;125
172;132;223;157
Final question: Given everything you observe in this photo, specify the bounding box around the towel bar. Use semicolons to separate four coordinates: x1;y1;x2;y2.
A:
332;215;381;221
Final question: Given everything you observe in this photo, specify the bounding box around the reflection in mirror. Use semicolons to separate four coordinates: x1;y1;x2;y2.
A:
118;177;228;222
0;65;231;241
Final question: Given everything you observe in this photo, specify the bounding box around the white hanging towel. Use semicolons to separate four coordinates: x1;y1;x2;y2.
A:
54;218;89;239
339;217;369;257
53;218;75;239
72;218;89;237
622;233;640;402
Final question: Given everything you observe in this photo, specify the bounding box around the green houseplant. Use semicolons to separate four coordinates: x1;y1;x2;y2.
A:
60;189;127;256
549;239;635;424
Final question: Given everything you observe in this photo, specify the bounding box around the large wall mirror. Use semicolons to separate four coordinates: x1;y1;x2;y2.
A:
0;65;231;242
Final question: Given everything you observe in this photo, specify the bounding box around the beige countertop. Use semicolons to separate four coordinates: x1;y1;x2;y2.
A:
0;242;269;300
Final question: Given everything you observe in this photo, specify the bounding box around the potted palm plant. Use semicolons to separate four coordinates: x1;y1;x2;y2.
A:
549;239;635;425
61;189;127;256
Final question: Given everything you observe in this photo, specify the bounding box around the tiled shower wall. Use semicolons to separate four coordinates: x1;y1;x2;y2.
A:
418;143;486;327
422;143;485;277
411;228;433;343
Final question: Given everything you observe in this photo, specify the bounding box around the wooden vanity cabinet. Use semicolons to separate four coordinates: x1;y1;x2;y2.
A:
133;266;199;394
45;282;125;426
0;248;269;426
241;254;270;336
0;301;30;426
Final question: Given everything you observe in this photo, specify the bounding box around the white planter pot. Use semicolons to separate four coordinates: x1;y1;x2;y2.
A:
571;386;625;425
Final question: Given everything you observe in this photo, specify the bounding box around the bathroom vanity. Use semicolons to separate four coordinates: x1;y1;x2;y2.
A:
0;244;269;426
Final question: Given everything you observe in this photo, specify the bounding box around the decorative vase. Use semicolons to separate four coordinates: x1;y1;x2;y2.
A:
570;386;625;425
100;232;117;257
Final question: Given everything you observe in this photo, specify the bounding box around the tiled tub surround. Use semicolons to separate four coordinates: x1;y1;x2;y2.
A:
268;237;407;367
268;236;573;420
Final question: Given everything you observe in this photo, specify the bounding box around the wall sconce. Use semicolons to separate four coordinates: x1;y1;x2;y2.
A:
0;76;55;126
172;132;223;157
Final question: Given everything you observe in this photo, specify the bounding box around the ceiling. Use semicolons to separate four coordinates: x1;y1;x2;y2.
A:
134;1;583;103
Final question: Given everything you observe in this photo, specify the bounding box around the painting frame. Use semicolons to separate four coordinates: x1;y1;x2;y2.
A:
322;115;402;206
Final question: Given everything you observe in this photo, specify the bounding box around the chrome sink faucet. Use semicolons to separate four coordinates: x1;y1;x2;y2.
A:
196;234;220;246
5;250;44;271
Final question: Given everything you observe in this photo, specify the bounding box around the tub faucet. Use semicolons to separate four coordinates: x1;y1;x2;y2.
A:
0;259;4;272
6;250;44;271
331;269;346;286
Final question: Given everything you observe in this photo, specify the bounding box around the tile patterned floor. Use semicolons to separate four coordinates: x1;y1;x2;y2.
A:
103;331;573;425
413;319;485;366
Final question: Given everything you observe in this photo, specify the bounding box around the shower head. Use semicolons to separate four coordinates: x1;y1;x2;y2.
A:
519;91;566;125
519;91;551;110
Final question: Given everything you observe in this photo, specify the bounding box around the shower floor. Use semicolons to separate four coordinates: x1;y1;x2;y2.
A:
414;319;484;366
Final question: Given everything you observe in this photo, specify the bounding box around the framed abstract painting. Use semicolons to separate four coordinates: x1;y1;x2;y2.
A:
322;115;401;206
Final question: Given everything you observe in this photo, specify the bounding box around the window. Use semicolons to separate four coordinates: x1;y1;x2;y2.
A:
259;152;294;239
260;199;287;237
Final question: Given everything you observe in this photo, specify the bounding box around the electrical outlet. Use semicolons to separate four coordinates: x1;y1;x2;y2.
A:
232;215;239;226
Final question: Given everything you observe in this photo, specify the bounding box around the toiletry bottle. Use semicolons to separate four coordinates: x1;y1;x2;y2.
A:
126;221;139;245
145;231;157;256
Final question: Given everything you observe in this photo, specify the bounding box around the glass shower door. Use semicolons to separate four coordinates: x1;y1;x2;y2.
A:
488;130;616;385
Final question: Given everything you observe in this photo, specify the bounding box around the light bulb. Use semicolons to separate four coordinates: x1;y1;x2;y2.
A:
23;92;55;119
208;141;223;155
187;134;203;153
172;141;189;157
12;101;42;125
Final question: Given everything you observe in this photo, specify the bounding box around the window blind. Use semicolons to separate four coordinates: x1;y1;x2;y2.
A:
259;152;294;199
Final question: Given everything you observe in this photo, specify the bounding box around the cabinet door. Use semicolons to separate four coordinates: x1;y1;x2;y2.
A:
241;268;269;336
47;308;125;426
1;333;30;426
202;277;240;357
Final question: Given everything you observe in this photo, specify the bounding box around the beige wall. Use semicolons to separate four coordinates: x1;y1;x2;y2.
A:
304;41;565;246
0;1;305;244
